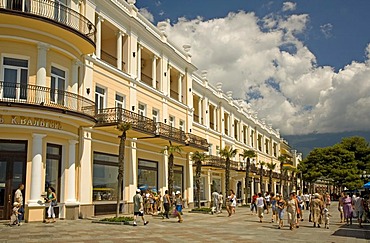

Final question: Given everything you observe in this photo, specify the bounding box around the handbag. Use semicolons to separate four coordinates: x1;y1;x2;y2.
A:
51;200;58;207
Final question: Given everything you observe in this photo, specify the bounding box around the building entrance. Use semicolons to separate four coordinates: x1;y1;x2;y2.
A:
0;140;27;220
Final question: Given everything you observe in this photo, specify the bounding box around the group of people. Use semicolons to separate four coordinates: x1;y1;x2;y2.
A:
133;189;185;226
338;192;369;228
9;184;57;226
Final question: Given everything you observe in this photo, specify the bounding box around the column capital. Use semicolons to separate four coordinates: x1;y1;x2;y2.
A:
37;42;49;52
68;140;79;145
116;29;125;36
97;15;104;22
152;55;158;60
32;133;47;139
73;59;83;67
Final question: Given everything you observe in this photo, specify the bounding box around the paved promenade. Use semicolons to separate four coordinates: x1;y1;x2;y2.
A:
0;205;369;243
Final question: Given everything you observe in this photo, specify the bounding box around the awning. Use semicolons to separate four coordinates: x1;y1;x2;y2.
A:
363;182;370;189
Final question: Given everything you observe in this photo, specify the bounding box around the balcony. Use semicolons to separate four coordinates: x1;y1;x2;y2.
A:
95;107;156;138
155;122;186;146
0;0;95;54
202;155;225;169
0;81;95;119
185;133;208;151
94;107;209;151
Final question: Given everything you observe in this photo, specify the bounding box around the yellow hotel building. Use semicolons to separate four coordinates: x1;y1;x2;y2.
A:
0;0;297;222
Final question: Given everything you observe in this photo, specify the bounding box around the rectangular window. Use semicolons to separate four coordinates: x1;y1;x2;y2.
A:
2;57;28;100
50;66;66;105
93;152;120;201
45;144;62;201
138;160;158;192
115;93;125;109
193;176;206;201
95;86;105;113
152;109;159;123
174;165;183;195
179;120;185;131
138;103;146;116
169;115;175;127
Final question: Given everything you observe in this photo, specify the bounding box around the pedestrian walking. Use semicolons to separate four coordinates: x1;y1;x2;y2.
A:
311;193;323;228
251;193;257;214
45;187;57;223
14;183;24;225
9;202;21;226
265;192;270;214
303;192;310;210
287;192;299;230
163;190;171;219
342;193;353;226
270;192;277;223
276;195;286;229
218;191;223;213
227;190;237;217
175;191;183;223
256;193;266;223
353;192;364;228
133;189;149;226
211;191;219;214
338;192;345;223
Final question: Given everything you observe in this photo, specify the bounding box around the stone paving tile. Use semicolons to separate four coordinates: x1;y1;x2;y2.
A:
0;206;369;243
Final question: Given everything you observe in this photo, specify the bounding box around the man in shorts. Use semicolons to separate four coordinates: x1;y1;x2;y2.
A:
133;189;149;226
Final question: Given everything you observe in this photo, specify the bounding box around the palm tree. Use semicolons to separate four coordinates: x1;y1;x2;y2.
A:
191;151;207;208
266;162;277;193
282;166;291;198
162;141;182;197
116;122;131;217
242;149;256;204
278;155;287;194
219;146;238;196
259;161;266;193
290;167;299;191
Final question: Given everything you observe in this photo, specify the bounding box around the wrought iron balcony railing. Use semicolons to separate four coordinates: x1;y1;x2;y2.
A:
0;81;95;117
156;122;186;144
0;0;95;44
202;155;225;169
95;107;157;135
185;133;209;151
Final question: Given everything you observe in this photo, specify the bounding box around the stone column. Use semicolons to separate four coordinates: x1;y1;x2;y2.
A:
198;98;202;124
116;30;123;70
36;43;49;87
66;140;78;204
152;55;157;88
96;15;104;59
186;154;194;208
128;140;137;202
178;74;183;102
29;134;46;205
137;45;142;80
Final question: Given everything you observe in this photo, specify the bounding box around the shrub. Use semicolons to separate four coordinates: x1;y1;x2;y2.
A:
100;216;134;222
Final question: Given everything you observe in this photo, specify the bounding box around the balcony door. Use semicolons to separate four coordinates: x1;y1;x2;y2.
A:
50;66;66;105
53;0;68;23
1;57;28;100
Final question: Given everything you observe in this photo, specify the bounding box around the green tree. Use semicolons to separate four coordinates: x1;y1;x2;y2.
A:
266;162;277;193
162;142;182;197
219;146;238;196
191;151;207;208
242;149;256;204
259;161;266;193
278;155;288;194
116;122;131;217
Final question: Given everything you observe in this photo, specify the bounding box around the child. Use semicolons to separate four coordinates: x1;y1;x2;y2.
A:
9;202;21;226
323;208;331;229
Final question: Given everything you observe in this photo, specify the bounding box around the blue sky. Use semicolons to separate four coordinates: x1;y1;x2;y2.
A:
135;0;370;136
136;0;370;70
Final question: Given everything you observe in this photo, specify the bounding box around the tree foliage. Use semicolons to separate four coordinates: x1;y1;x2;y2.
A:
219;146;238;196
300;136;370;190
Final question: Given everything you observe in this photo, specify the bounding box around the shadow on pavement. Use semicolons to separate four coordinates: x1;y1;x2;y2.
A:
332;225;370;240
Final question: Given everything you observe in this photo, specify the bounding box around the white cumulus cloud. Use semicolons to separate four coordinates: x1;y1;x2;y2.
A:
164;9;370;136
139;8;154;23
282;2;297;12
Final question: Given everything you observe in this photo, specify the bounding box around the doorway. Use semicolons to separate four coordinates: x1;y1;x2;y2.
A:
0;140;27;220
